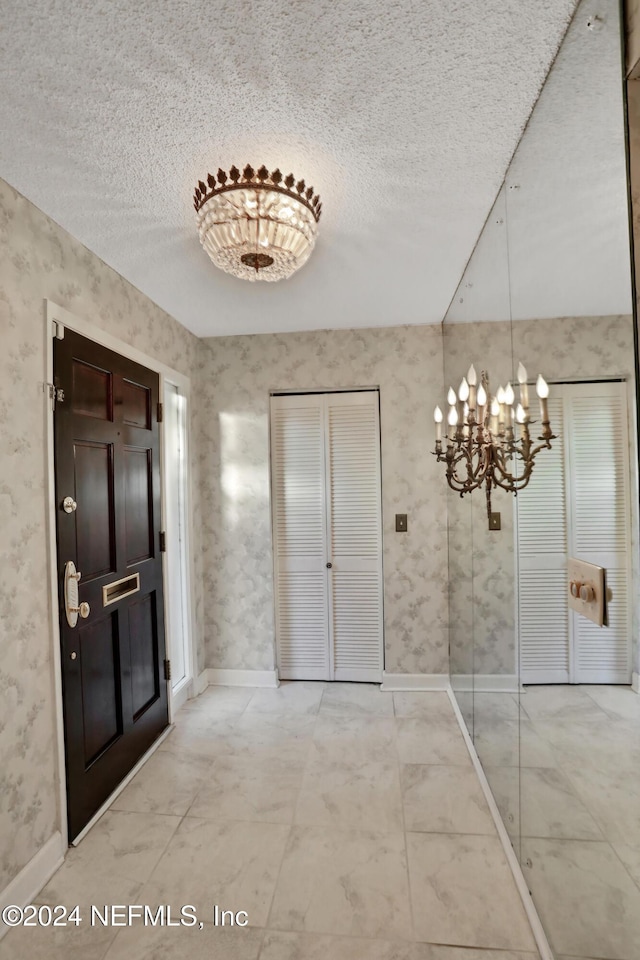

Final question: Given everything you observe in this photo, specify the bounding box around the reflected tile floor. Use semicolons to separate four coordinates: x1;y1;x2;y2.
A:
480;684;640;960
0;683;538;960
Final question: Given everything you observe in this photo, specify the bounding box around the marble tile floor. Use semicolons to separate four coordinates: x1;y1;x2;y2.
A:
0;683;538;960
473;684;640;960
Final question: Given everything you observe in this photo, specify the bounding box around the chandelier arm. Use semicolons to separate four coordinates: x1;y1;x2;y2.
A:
491;436;554;489
490;469;533;494
528;439;554;458
439;445;484;494
447;461;484;494
471;442;491;482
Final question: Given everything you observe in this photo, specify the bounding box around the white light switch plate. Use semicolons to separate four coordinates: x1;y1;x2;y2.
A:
567;557;605;627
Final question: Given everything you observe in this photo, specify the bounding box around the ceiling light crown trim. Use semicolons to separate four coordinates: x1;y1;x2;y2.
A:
193;164;322;222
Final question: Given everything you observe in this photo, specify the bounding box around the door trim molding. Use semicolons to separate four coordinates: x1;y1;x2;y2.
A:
44;299;197;853
0;832;65;941
380;672;449;691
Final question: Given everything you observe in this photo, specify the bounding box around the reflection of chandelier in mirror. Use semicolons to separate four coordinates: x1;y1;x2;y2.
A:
193;164;322;282
433;363;555;524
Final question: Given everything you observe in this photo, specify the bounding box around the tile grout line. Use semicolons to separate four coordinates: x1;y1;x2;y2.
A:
259;696;321;939
394;696;418;944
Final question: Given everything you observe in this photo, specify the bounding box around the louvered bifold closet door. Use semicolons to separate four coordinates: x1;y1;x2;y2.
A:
566;383;631;684
326;392;383;682
271;395;330;680
518;398;570;684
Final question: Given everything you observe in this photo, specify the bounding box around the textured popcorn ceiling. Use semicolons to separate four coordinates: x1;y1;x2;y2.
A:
0;0;578;336
446;0;633;323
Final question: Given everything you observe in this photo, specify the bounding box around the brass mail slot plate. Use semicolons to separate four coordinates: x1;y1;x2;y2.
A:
102;572;140;607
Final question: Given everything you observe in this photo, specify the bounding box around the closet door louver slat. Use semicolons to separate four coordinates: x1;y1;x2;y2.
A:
567;385;631;684
518;398;569;683
271;395;330;680
327;393;383;682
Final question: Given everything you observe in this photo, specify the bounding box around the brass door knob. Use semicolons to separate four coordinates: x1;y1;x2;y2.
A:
580;584;595;603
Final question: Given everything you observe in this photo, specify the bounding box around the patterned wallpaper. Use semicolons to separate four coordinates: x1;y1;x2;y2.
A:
443;314;638;677
0;178;201;894
195;325;449;677
1;165;639;907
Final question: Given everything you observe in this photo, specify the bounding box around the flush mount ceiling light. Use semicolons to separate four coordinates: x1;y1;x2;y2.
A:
193;164;322;282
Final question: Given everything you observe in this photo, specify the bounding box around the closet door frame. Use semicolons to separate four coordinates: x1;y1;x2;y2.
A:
269;387;384;683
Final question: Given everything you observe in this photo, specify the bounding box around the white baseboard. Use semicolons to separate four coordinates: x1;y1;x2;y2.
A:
451;673;520;694
446;686;553;960
380;672;449;691
194;670;210;696
633;672;639;694
206;668;279;688
0;832;65;941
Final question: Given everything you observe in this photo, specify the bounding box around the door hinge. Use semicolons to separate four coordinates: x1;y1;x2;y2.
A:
163;659;171;681
157;402;163;423
159;531;166;552
45;382;65;410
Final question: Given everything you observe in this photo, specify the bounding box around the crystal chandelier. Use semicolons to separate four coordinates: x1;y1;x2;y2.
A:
433;363;555;523
193;164;321;282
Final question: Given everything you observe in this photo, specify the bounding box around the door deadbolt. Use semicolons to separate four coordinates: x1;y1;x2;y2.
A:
62;496;77;513
326;562;332;569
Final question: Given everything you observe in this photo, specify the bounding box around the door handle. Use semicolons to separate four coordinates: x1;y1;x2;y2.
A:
64;561;90;627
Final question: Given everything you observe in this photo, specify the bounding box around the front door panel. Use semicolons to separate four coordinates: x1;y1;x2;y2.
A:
55;329;168;840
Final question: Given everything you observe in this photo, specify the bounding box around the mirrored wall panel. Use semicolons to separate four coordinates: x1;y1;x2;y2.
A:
443;1;640;956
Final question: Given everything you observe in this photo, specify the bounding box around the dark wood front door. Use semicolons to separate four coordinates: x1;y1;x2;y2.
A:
54;329;168;841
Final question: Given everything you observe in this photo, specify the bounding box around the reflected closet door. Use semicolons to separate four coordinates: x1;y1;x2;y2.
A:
518;381;631;685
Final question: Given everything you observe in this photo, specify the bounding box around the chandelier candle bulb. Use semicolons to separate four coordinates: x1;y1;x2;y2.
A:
458;377;469;403
477;383;487;426
517;362;529;409
504;382;515;406
490;397;500;435
447;405;458;440
434;405;443;443
536;374;550;434
467;365;477;413
516;403;526;424
496;386;506;433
